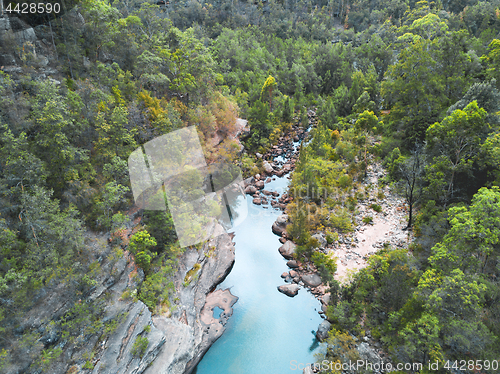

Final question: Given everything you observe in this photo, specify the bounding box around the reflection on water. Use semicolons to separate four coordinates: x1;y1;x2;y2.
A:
195;174;325;374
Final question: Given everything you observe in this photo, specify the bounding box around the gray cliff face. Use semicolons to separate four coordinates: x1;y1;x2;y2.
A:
92;225;237;374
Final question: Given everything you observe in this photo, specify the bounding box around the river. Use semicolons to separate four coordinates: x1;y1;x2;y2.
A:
194;173;325;374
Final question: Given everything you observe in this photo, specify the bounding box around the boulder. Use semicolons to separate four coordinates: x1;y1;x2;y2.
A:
243;177;254;186
255;152;263;159
244;185;257;195
301;273;322;287
278;241;296;259
276;214;288;224
262;190;273;195
277;284;300;297
271;214;288;236
281;272;289;278
316;320;331;341
312;233;327;248
252;198;262;205
263;161;274;175
289;270;298;278
322;293;331;305
286;260;299;268
255;174;261;180
255;180;265;189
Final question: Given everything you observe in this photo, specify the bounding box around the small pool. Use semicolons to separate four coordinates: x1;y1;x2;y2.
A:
212;306;224;319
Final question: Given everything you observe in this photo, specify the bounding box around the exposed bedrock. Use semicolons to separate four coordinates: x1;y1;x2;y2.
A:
93;225;237;374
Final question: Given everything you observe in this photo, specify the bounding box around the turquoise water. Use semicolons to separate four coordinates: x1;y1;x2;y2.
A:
194;176;325;374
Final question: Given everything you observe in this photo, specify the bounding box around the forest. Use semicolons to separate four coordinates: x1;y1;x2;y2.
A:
1;0;500;372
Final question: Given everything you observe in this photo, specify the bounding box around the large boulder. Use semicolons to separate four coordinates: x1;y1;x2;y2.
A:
301;273;322;287
263;161;274;175
286;260;299;268
278;241;296;259
322;293;331;305
316;320;331;341
277;284;300;297
272;214;288;236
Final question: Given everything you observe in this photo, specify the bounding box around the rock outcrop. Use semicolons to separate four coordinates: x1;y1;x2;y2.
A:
91;226;237;374
316;320;331;341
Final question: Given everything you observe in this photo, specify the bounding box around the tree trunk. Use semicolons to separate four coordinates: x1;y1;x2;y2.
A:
407;201;413;229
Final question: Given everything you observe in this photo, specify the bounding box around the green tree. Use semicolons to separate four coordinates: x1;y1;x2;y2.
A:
429;187;500;275
20;186;84;284
129;230;157;255
381;39;445;144
355;110;378;177
95;104;137;164
425;101;488;204
261;75;277;111
400;312;441;363
32;84;89;194
129;230;157;273
282;95;293;123
481;39;500;88
96;182;130;229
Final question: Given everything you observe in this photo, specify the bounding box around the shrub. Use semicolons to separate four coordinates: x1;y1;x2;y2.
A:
83;360;94;369
370;203;382;213
131;336;148;358
326;231;339;244
362;216;373;224
184;263;201;285
330;208;354;232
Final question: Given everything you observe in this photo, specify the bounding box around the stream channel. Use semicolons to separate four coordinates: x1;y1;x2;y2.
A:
194;146;325;373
